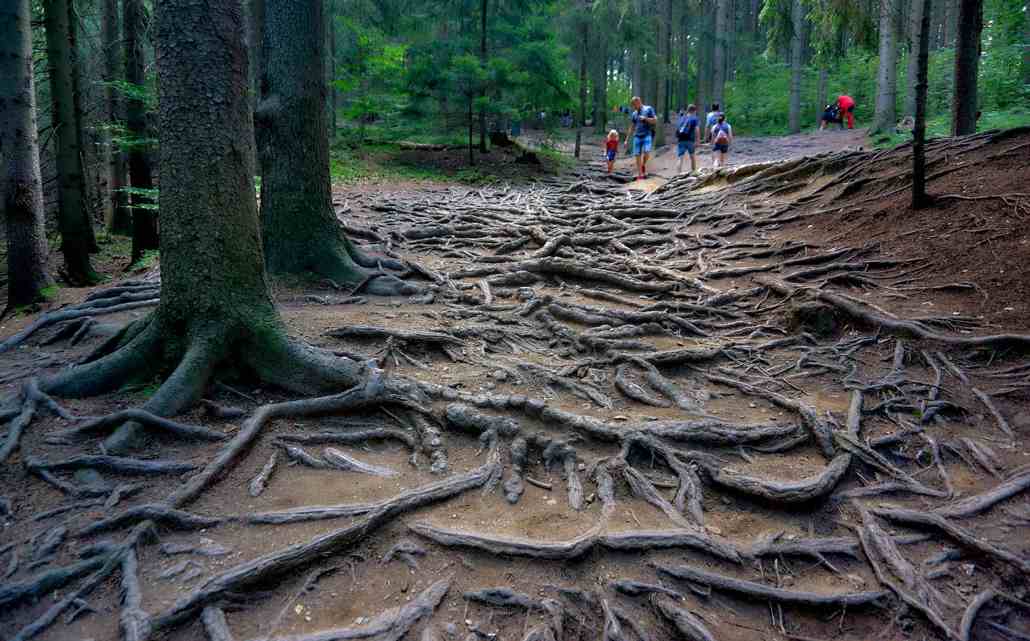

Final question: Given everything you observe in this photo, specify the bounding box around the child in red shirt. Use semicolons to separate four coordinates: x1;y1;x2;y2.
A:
605;130;619;174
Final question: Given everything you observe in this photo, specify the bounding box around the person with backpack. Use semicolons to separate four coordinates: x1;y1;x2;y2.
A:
704;103;721;142
624;96;657;180
819;102;843;130
676;104;701;174
710;113;733;169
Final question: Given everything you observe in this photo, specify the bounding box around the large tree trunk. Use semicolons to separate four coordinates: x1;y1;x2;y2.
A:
103;0;131;235
1024;4;1030;89
951;0;982;135
43;0;384;454
328;0;337;140
788;0;803;133
44;0;99;284
124;0;159;263
905;0;925;116
913;0;933;208
711;0;727;110
1;0;53;309
678;12;691;110
258;0;411;290
872;0;899;133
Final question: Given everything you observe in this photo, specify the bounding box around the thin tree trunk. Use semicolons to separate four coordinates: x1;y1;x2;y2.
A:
913;0;933;208
711;0;727;109
124;0;158;263
1;0;53;309
788;0;803;133
872;0;899;133
1024;5;1030;89
593;28;609;134
815;67;828;127
654;0;668;146
951;0;982;135
664;0;673;122
678;16;691;110
479;0;487;153
44;0;98;284
251;0;265;157
103;0;130;235
575;6;589;159
905;0;925;116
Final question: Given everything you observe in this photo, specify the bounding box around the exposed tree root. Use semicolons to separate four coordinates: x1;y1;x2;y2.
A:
652;596;716;641
409;522;741;563
236;578;448;641
27;455;196;476
46;408;228;445
700;453;851;504
652;563;888;608
76;504;223;537
149;462;495;631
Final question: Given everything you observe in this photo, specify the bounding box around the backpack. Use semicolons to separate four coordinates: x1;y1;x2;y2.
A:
677;117;696;141
714;124;730;145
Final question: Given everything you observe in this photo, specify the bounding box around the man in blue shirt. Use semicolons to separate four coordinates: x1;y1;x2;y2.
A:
624;96;657;180
676;104;701;174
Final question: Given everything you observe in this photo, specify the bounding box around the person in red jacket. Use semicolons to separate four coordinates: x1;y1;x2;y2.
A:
837;95;856;129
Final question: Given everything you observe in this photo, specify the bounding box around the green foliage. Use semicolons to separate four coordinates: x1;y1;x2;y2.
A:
128;249;160;272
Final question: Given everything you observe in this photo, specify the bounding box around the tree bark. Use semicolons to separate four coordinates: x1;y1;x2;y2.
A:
328;0;337;140
788;0;803;133
0;0;54;309
124;0;159;263
912;0;933;208
44;0;99;284
951;0;981;136
711;0;728;110
102;0;130;234
872;0;899;133
905;0;925;116
1024;4;1030;89
664;0;673;122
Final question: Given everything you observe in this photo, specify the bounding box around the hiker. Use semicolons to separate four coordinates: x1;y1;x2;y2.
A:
676;104;701;174
837;95;856;129
710;113;733;169
705;103;721;142
605;129;619;174
819;102;843;130
625;96;657;180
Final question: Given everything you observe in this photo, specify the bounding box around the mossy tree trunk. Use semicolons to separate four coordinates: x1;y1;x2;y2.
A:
1;0;53;309
256;0;414;292
44;0;99;284
124;0;159;262
41;0;392;453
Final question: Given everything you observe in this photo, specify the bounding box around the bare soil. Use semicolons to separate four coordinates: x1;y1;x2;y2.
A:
2;129;1030;641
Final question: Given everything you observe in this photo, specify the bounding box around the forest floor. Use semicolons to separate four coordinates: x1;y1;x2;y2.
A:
2;128;1030;641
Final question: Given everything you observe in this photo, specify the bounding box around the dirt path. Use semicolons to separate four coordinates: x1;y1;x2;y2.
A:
2;130;1029;641
603;125;869;190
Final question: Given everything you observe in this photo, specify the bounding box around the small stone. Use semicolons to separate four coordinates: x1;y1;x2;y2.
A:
707;525;722;535
748;402;757;409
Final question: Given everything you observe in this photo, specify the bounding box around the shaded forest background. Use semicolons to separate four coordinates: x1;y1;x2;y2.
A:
6;0;1030;295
